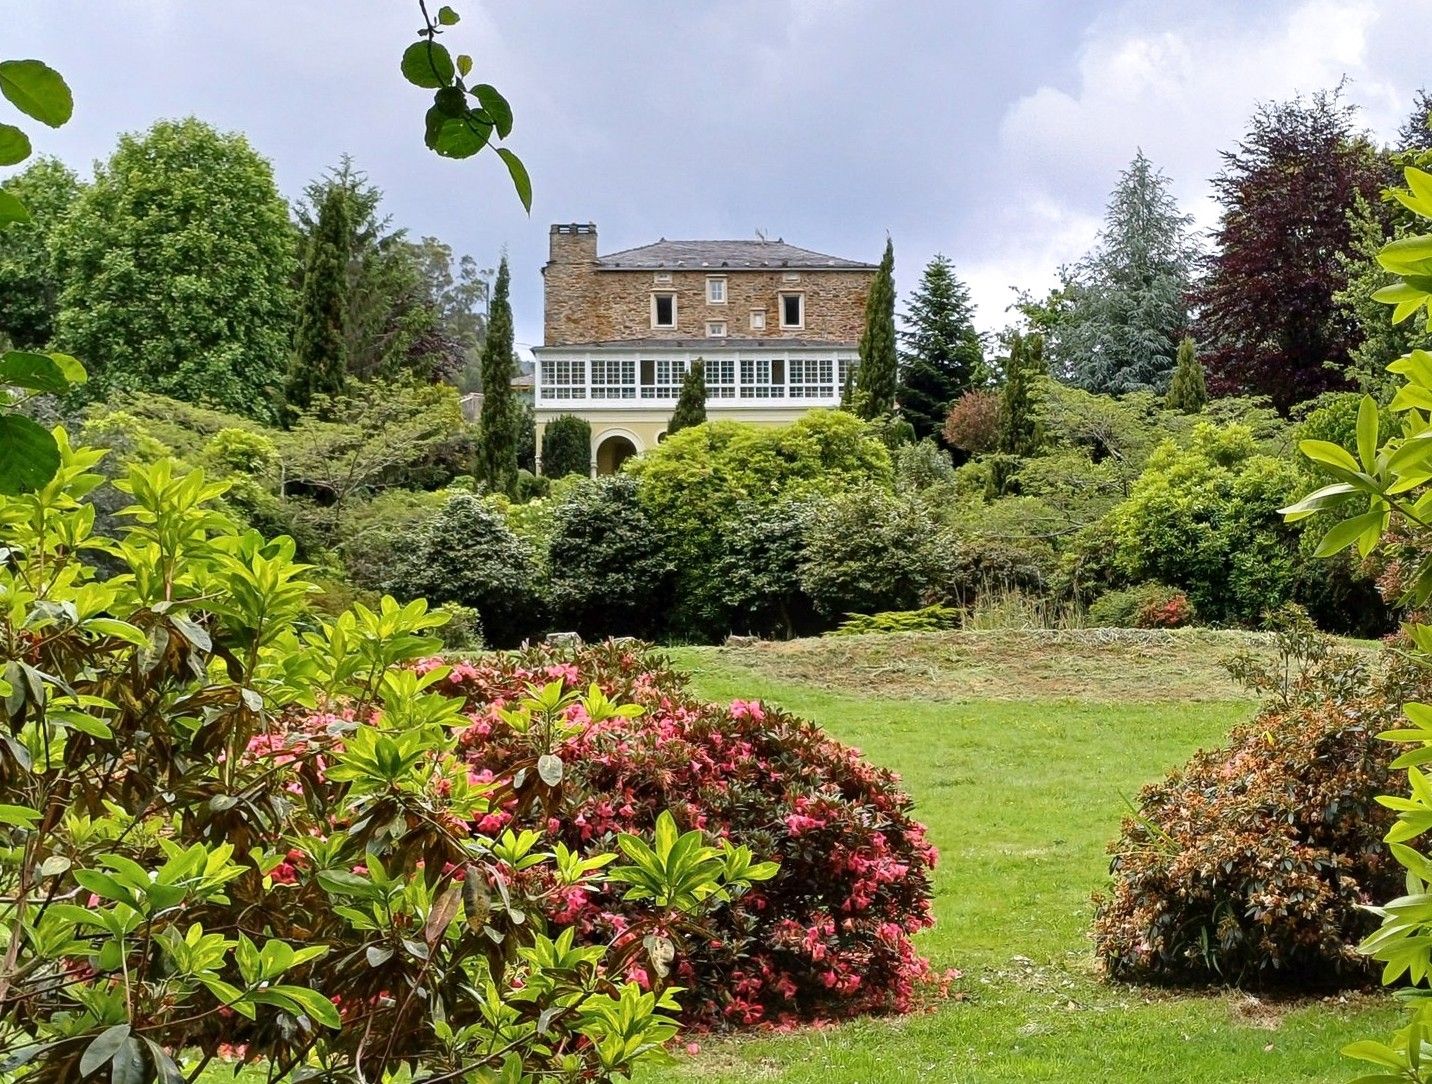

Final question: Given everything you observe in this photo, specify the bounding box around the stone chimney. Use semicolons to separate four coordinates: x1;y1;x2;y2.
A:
548;222;598;265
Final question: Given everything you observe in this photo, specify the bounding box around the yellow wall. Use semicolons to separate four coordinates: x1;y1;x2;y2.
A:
534;406;821;476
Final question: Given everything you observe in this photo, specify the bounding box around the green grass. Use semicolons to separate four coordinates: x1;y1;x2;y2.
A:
624;637;1399;1084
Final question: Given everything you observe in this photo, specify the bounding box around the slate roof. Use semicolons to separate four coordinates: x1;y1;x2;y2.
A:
595;238;875;271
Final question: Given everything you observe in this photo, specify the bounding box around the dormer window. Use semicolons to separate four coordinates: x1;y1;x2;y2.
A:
652;292;677;329
780;292;804;329
706;277;727;304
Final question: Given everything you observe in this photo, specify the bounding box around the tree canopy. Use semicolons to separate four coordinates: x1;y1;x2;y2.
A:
897;254;984;442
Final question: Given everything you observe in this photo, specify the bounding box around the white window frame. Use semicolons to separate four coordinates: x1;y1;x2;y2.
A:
779;292;804;329
749;309;766;331
651;292;677;329
705;357;737;399
706;321;727;338
706;276;727;304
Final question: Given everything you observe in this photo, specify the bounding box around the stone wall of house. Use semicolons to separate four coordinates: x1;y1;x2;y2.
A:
544;225;873;347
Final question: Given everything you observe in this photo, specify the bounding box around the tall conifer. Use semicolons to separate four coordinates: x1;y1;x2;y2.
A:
897;254;984;442
287;183;353;412
1165;336;1208;413
855;237;897;420
477;255;518;495
667;358;707;435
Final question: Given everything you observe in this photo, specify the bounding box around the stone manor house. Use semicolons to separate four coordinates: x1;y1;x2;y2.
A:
533;223;877;474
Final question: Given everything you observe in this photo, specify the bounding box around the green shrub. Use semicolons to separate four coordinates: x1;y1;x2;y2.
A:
541;413;592;477
1088;583;1194;628
431;601;484;650
1104;421;1303;624
830;605;960;635
544;476;671;639
706;498;821;639
385;491;542;646
893;438;955;492
800;486;943;618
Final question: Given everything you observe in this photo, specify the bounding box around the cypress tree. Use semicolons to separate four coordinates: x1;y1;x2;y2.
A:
897;254;985;442
286;175;354;412
667;358;707;435
1165;336;1208;413
540;414;591;478
987;332;1044;498
477;255;519;495
855;237;897;420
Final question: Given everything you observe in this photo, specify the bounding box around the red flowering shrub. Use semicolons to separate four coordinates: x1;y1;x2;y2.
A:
1134;588;1193;629
425;641;939;1028
1092;649;1427;988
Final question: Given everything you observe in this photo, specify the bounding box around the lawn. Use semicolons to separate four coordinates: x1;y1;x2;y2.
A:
627;630;1398;1084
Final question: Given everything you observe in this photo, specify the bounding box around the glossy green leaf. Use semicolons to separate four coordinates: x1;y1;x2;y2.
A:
402;41;455;88
0;60;73;128
0;414;60;495
0;123;30;165
0;187;30;225
0;351;72;394
1314;509;1386;558
1357;394;1379;472
77;1024;130;1077
473;83;512;138
497;147;531;213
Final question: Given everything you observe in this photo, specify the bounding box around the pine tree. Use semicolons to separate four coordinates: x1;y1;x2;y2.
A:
1053;150;1195;395
286;181;354;412
855;237;897;420
1165;336;1208;413
1399;88;1432;154
477;256;519;495
667;358;707;435
897;254;984;443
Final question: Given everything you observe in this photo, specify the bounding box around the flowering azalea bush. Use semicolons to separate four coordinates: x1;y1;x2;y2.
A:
419;642;941;1028
1093;646;1425;987
0;435;772;1082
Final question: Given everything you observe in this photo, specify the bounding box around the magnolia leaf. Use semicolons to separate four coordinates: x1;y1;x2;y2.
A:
0;123;30;166
0;414;60;495
0;60;73;127
0;187;30;225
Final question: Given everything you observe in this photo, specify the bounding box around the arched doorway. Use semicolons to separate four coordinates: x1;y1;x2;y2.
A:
595;433;638;475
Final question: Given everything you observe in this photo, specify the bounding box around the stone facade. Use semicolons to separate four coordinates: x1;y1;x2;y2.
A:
543;225;875;347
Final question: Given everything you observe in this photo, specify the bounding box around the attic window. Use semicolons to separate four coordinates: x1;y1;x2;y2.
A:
652;292;676;329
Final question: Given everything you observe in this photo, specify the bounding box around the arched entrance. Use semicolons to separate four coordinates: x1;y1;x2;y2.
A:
595;433;638;475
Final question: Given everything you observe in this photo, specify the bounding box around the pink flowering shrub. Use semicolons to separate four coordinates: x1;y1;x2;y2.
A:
424;641;939;1028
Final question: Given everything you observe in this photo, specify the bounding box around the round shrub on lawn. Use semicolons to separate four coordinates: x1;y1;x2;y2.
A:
1092;652;1424;988
427;641;939;1027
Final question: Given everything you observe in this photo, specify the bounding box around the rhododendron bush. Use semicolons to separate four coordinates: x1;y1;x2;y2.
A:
417;642;940;1028
1094;630;1427;989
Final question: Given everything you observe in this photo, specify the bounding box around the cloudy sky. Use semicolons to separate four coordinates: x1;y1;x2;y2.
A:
7;0;1430;348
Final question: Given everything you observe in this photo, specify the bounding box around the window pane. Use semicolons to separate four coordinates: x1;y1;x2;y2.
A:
655;295;674;326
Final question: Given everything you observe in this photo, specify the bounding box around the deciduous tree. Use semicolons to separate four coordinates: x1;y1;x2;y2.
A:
1194;89;1383;411
0;157;80;349
52;118;297;422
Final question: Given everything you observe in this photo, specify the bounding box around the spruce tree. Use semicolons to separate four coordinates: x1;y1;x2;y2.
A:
667;358;707;435
855;237;897;420
477;255;519;495
897;254;984;442
1165;336;1208;413
286;181;353;412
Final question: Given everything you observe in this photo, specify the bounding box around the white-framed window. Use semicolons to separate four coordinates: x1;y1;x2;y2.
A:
788;357;835;398
540;357;587;400
739;358;785;399
837;356;853;393
779;292;804;329
639;358;691;400
591;357;636;399
652;292;677;329
705;357;737;399
749;309;766;331
706;277;727;304
706;321;727;338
